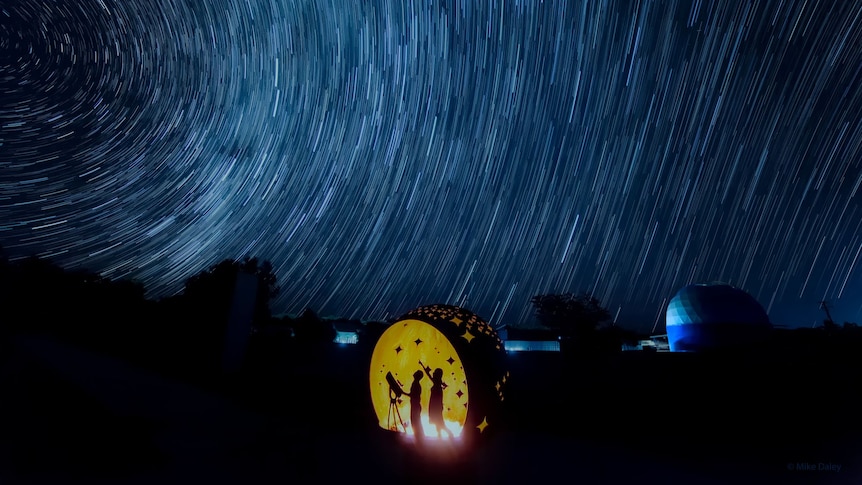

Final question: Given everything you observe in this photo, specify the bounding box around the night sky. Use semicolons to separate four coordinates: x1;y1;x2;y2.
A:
2;1;862;331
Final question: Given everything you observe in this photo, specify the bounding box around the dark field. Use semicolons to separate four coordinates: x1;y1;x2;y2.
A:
1;334;861;484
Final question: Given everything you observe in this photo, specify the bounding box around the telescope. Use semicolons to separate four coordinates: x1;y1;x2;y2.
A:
386;371;404;398
385;372;407;431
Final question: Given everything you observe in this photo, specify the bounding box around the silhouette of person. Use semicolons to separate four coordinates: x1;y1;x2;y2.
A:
424;366;452;439
405;370;424;439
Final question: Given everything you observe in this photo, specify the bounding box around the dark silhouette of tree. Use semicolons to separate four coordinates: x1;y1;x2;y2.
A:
246;257;280;322
139;256;280;385
290;308;336;342
182;256;280;326
531;292;611;335
531;292;613;354
0;253;152;356
0;246;11;353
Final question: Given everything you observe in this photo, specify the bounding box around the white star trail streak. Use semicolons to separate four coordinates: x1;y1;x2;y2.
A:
2;1;862;330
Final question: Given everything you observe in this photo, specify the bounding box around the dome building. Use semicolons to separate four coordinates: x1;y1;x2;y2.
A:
666;283;772;352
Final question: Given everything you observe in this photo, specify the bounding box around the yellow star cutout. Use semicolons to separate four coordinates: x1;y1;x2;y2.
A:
461;330;475;343
451;317;463;326
477;417;489;433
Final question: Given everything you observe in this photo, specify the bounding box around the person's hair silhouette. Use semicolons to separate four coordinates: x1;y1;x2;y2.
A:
423;366;453;439
405;370;424;439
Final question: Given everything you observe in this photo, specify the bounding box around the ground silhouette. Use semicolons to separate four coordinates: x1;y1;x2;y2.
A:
2;254;862;483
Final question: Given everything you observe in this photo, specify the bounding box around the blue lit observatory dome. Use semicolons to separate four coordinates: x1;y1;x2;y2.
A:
665;283;772;352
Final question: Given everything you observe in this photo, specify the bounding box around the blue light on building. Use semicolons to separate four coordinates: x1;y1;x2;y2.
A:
503;340;560;352
334;331;358;345
496;325;561;352
666;283;772;352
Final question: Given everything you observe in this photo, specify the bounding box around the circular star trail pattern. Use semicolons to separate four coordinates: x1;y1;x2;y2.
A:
2;1;862;329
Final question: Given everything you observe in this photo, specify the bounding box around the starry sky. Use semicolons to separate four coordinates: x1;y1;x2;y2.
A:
2;1;862;332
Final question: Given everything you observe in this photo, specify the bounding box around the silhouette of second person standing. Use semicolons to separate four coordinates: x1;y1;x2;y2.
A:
405;370;424;439
424;366;453;439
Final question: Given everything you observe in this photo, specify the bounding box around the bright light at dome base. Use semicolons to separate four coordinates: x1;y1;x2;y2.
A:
398;417;463;442
397;418;469;460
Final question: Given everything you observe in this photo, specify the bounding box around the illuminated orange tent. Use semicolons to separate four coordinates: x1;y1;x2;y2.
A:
369;304;508;444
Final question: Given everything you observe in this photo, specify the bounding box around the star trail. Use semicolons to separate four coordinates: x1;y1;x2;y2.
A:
2;1;862;330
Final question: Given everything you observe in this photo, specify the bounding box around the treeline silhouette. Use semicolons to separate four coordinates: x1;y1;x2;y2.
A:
4;249;862;372
0;251;365;391
5;249;862;477
0;254;153;353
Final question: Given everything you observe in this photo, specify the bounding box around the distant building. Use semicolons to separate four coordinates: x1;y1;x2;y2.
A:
651;334;670;351
497;326;561;352
330;319;363;345
621;334;670;352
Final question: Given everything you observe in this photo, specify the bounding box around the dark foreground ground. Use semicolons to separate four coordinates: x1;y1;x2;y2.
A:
1;334;861;485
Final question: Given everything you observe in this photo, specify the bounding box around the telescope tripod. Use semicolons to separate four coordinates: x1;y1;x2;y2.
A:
387;389;406;432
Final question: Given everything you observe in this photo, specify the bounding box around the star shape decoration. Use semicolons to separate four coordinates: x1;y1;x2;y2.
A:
451;317;463;326
446;356;455;365
395;345;402;354
414;338;423;345
456;389;463;398
477;417;489;433
461;330;474;343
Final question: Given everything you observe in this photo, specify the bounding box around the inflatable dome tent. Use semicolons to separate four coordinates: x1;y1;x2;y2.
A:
665;283;772;352
369;304;508;445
